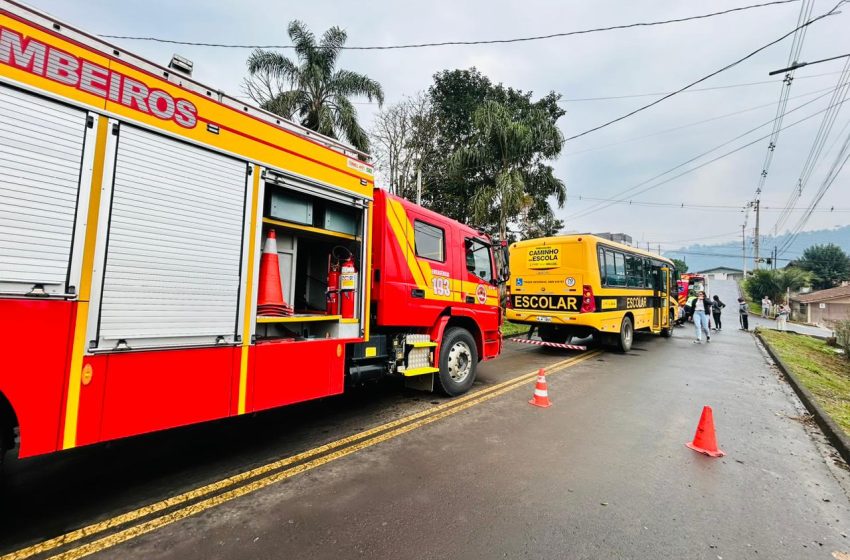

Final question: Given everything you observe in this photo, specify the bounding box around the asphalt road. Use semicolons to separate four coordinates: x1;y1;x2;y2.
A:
2;279;849;560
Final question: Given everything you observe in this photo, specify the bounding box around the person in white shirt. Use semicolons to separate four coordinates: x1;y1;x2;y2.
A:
776;303;790;331
761;296;771;318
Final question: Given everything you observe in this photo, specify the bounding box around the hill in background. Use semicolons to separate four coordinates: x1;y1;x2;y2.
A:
663;226;850;273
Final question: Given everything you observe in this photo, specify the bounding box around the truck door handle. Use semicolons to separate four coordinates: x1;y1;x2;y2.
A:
411;289;425;298
465;296;475;304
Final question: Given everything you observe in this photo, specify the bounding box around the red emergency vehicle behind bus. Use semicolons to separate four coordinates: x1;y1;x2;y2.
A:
0;1;505;468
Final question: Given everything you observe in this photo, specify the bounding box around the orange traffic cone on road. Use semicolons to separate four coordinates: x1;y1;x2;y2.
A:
257;229;293;317
528;369;552;408
686;405;725;457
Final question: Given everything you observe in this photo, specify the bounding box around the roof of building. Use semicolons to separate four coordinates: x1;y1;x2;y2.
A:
696;266;744;274
793;285;850;304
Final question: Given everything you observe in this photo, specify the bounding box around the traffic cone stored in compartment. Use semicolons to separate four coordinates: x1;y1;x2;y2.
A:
257;230;293;317
528;369;552;408
686;405;725;457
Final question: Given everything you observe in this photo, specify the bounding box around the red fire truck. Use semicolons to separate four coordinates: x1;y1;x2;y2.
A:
0;1;505;468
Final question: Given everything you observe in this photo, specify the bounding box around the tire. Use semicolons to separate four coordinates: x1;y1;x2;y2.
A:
436;327;478;396
616;316;634;353
660;309;675;338
539;325;569;344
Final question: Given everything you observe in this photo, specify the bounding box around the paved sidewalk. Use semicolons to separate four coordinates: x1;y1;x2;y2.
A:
748;313;834;338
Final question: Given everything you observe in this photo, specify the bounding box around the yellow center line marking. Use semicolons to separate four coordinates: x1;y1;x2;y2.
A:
3;351;599;560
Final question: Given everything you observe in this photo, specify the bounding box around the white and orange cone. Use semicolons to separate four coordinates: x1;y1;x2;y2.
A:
257;229;294;317
528;369;552;408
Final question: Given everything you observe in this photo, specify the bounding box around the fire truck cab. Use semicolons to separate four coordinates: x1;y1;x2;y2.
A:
0;0;504;469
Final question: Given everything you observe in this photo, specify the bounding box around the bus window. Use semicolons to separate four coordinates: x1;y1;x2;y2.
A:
614;252;626;286
605;249;617;286
598;247;606;286
626;255;643;287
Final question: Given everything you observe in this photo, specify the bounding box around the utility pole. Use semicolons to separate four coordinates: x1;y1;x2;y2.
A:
742;223;747;277
753;199;760;270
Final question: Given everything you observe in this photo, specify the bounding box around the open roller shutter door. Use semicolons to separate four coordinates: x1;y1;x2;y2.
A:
98;125;247;348
0;86;87;295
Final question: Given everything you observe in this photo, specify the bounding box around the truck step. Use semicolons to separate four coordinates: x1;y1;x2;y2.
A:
401;366;439;377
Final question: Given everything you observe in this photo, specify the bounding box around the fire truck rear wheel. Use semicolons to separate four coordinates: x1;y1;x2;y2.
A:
436;327;478;397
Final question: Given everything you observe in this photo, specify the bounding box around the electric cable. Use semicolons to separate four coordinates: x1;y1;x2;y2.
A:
99;0;801;50
564;85;846;221
564;0;841;142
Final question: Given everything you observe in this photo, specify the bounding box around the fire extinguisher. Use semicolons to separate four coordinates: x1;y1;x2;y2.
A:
337;248;357;319
326;257;340;315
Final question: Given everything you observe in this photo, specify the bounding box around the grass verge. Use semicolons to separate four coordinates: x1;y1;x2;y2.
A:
759;329;850;436
501;321;530;337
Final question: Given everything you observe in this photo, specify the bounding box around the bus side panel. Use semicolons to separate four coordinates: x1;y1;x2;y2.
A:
0;299;75;458
250;339;345;413
99;347;235;442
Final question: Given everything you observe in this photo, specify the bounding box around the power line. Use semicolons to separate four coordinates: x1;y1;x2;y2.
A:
561;71;842;102
742;0;813;269
348;73;842;107
565;85;847;221
564;0;841;142
566;85;836;157
99;0;800;50
772;58;850;233
570;195;850;213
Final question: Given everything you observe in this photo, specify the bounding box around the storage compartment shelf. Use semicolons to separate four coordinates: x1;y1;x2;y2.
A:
262;217;358;241
257;314;341;324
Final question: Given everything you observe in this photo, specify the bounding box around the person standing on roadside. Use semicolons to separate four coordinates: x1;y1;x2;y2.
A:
761;295;770;318
711;295;726;331
739;297;750;330
776;303;790;331
693;291;711;344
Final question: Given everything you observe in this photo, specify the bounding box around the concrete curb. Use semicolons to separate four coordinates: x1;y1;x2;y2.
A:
756;330;850;467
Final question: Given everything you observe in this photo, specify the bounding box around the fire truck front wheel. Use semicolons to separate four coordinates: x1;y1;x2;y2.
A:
436;327;478;397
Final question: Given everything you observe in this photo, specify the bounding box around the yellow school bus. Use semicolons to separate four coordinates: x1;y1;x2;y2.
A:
505;235;678;352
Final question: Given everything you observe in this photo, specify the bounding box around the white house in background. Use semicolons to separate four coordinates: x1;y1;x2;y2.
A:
791;285;850;326
697;266;744;281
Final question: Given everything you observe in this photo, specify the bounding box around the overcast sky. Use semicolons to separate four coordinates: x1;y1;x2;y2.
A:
26;0;850;250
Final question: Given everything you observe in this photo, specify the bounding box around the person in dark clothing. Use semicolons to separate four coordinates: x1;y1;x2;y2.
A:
738;297;749;330
711;295;726;331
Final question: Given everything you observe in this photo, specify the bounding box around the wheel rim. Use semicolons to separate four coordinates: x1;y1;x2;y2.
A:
623;320;633;346
447;341;473;383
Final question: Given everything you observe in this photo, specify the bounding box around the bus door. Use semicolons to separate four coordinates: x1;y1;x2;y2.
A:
652;266;671;331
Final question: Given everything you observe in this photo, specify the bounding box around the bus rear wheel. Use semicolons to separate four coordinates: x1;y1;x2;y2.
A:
616;316;634;353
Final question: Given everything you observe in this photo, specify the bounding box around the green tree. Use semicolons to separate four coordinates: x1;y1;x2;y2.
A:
795;243;850;290
414;68;566;237
449;100;565;241
744;268;811;303
745;269;780;302
670;258;688;273
774;267;812;302
245;21;384;151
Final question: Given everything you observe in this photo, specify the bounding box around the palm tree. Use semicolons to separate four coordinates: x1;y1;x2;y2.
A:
449;100;565;241
246;21;384;151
